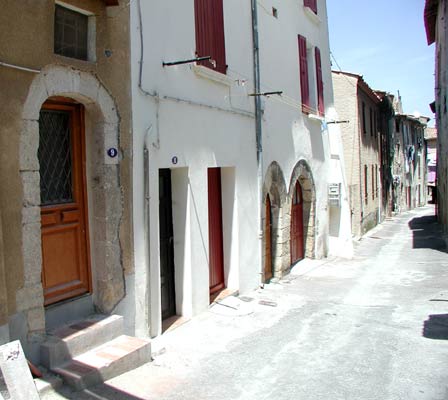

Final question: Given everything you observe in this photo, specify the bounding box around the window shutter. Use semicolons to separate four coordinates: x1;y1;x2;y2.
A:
315;47;324;116
298;35;309;113
194;0;227;74
304;0;317;14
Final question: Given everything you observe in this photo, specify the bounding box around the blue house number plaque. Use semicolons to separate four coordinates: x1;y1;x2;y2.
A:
107;148;118;158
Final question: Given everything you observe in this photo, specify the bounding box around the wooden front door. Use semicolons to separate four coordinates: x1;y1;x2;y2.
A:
290;181;304;264
208;168;225;296
39;100;91;306
159;169;176;320
264;194;273;282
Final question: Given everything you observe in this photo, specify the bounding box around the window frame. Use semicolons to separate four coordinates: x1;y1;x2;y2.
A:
54;2;96;62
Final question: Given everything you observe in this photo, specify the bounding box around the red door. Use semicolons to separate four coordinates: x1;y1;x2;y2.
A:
208;168;225;296
264;195;273;282
290;181;304;264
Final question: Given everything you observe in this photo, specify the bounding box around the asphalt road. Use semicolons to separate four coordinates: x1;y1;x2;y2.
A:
46;205;448;400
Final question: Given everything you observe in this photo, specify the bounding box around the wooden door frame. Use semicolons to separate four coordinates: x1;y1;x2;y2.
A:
40;97;92;305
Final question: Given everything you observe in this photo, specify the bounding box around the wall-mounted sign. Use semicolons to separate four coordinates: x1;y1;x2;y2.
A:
107;148;118;158
328;183;341;207
172;156;178;165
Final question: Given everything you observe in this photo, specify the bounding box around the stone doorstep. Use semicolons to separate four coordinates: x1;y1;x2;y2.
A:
52;335;151;391
41;315;124;369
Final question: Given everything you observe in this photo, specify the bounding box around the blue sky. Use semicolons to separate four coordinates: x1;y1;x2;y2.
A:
327;0;435;124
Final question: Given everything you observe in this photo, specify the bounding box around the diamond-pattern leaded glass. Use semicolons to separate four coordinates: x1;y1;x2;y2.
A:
38;110;74;205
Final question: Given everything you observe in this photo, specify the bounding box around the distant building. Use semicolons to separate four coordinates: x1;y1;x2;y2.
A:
332;71;385;236
392;110;429;212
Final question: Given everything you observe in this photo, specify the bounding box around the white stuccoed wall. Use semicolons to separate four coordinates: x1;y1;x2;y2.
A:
130;0;259;337
258;0;353;258
130;0;353;338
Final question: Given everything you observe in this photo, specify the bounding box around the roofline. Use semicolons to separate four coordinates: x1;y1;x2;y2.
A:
332;70;380;103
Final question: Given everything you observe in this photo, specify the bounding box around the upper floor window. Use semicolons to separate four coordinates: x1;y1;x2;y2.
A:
304;0;317;14
298;35;310;113
364;165;368;204
298;35;324;115
370;108;373;137
194;0;227;74
362;102;367;135
54;3;95;61
372;165;375;200
315;47;324;116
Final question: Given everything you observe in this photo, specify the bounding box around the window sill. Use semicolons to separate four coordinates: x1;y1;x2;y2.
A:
303;6;321;25
192;64;233;87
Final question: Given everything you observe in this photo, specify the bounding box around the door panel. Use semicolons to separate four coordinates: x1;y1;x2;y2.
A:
264;195;273;282
159;169;176;320
39;101;91;306
290;181;304;264
208;168;225;295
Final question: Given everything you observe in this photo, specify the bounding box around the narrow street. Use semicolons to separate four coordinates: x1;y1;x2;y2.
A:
46;205;448;400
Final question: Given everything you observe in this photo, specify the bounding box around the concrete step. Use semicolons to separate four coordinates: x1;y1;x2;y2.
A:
41;314;124;369
52;335;151;391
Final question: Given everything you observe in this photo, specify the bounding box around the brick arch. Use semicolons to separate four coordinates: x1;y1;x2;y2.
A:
288;159;316;260
19;65;123;337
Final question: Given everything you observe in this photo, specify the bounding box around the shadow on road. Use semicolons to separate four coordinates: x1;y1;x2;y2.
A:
408;215;447;252
423;314;448;340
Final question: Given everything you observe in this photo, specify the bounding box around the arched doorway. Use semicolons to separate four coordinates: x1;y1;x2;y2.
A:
290;180;304;264
19;65;124;335
264;194;273;282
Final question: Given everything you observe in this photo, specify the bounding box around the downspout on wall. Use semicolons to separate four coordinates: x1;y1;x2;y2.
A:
251;0;264;285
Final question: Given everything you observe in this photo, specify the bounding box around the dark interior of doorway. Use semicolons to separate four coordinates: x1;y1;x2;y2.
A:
159;169;176;320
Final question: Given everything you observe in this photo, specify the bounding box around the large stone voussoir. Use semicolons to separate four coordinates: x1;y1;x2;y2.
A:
21;171;40;206
19;120;39;171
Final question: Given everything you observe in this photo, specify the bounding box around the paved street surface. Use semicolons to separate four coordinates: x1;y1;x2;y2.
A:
43;205;448;400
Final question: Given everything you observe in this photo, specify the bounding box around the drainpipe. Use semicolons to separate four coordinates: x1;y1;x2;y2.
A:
251;0;264;285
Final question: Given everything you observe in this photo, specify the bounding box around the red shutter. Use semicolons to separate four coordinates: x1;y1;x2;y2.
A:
304;0;317;14
315;47;324;116
194;0;227;74
298;35;309;113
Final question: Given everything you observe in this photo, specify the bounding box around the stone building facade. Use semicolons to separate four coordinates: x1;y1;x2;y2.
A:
392;112;429;212
0;0;133;363
332;71;384;237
